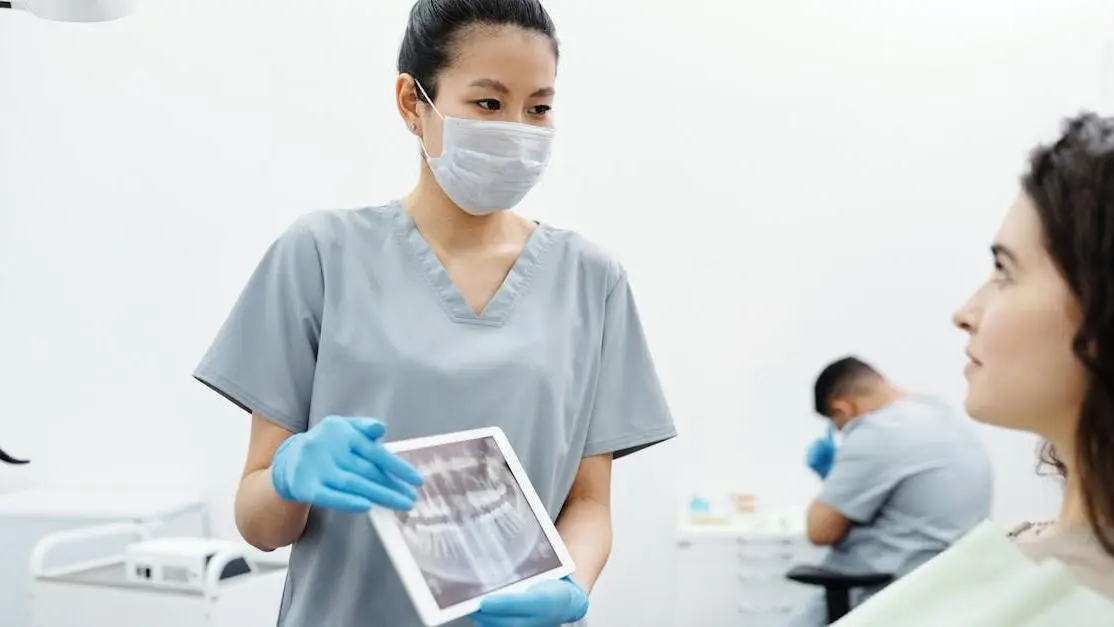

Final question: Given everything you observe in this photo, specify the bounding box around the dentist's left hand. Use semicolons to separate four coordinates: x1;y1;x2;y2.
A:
469;577;589;627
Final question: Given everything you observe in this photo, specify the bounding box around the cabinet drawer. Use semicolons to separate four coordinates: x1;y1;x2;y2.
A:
735;540;803;560
734;603;796;627
674;533;823;626
677;539;812;580
676;538;742;576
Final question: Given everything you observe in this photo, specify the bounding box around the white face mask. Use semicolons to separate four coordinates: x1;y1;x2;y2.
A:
414;80;555;216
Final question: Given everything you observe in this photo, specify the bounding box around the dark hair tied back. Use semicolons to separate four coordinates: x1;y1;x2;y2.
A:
397;0;558;104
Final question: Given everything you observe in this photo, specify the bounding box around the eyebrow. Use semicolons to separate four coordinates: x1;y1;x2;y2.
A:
467;78;554;98
991;243;1020;265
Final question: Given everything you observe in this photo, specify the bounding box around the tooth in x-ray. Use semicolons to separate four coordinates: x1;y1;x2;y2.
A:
399;441;543;587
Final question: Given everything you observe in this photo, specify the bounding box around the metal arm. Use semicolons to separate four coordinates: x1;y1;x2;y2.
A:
0;446;29;465
30;522;153;578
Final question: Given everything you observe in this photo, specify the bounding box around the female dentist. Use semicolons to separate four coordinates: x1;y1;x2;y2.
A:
192;1;677;625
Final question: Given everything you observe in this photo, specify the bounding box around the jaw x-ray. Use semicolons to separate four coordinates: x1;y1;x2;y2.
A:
393;437;562;609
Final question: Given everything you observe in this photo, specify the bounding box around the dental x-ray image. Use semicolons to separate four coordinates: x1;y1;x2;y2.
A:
392;436;562;609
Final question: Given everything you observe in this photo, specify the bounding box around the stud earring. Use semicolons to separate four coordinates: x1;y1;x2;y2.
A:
409;122;418;132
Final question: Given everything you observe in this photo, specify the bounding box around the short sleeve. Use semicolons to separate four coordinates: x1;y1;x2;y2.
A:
583;271;677;459
817;430;901;524
192;216;326;434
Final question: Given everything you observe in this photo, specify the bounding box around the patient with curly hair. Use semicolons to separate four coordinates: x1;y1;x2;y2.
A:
954;112;1114;600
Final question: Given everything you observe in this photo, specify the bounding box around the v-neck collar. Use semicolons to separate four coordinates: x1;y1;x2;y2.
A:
390;200;554;327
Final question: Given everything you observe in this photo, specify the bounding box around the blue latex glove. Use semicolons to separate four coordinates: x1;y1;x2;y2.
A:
805;424;837;480
470;577;589;627
270;415;423;512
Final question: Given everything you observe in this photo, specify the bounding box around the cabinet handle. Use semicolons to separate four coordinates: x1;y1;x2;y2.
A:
737;551;795;560
737;574;778;583
736;604;793;614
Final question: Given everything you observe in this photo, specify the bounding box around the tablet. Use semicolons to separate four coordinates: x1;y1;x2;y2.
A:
368;427;576;626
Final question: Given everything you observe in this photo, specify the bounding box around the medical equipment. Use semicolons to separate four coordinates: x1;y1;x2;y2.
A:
369;427;575;627
687;494;731;526
672;512;828;627
125;538;255;592
688;494;711;515
731;492;758;514
413;79;555;215
31;523;288;627
687;492;763;525
0;488;208;627
0;445;29;464
0;0;135;22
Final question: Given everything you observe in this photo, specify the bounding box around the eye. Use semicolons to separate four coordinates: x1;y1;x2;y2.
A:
528;104;551;116
992;259;1011;284
474;99;501;111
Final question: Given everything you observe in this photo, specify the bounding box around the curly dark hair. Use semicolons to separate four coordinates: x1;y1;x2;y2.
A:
1022;112;1114;556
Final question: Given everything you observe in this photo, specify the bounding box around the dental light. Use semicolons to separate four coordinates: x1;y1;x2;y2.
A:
0;0;135;23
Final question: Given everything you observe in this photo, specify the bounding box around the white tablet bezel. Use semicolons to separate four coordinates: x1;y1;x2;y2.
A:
368;427;576;626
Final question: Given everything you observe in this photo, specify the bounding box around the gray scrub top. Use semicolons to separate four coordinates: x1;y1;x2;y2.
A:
193;200;677;627
818;396;993;581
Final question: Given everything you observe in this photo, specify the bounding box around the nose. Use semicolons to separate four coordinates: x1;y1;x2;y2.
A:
953;295;978;333
952;308;969;331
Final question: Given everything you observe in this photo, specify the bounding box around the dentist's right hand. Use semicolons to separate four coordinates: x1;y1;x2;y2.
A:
805;423;838;480
270;415;424;513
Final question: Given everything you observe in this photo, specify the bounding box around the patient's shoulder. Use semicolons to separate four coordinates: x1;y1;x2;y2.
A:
1010;521;1114;601
1007;520;1056;541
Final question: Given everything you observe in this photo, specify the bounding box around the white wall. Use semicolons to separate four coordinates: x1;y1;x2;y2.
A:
2;1;1113;625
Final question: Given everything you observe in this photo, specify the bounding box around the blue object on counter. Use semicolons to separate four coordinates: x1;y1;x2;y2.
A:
688;496;711;515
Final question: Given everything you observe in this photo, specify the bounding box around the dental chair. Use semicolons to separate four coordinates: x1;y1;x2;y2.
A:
786;565;893;624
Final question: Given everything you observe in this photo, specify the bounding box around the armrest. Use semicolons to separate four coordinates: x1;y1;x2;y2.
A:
787;565;894;589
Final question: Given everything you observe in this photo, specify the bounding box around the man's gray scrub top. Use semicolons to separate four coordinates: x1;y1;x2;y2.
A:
819;396;993;579
193;201;677;627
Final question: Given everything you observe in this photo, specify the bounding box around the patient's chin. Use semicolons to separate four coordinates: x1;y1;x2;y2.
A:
963;395;999;425
964;396;1025;431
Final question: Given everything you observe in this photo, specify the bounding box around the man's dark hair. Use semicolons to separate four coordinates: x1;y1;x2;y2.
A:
1022;112;1114;556
813;356;881;417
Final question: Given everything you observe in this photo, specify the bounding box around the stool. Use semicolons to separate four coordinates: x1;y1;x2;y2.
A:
786;565;894;623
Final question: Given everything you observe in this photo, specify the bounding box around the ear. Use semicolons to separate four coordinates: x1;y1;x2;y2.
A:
395;73;423;137
829;398;855;422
